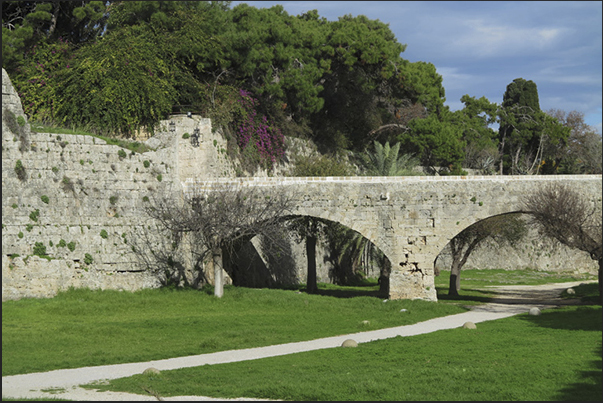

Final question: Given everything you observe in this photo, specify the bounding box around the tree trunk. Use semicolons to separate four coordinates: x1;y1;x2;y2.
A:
379;258;391;297
213;247;224;298
599;257;602;306
306;235;317;294
448;260;461;296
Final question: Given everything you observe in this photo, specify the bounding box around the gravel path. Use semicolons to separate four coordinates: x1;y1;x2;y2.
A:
2;280;595;401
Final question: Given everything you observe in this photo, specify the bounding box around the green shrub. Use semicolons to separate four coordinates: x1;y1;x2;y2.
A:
26;224;34;232
58;239;67;248
11;203;18;209
15;160;27;181
143;160;150;168
142;196;150;202
67;241;76;252
84;253;94;265
100;229;108;239
41;195;49;204
291;154;353;177
182;133;190;139
18;231;24;239
33;242;47;257
118;149;127;159
156;174;162;182
52;166;59;173
109;195;118;205
17;115;26;127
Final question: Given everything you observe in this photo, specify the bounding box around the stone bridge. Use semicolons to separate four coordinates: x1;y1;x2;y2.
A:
184;175;602;301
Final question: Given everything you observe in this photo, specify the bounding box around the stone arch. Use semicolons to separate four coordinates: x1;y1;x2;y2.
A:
224;212;392;292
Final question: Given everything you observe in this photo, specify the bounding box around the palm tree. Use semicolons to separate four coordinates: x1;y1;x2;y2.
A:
360;140;419;176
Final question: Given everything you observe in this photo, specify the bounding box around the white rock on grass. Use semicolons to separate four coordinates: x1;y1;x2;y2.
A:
529;307;541;316
341;339;358;348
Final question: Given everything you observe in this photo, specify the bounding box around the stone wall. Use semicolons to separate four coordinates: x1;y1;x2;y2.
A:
1;68;235;301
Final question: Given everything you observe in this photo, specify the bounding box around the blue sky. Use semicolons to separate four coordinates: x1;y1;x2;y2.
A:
231;1;602;134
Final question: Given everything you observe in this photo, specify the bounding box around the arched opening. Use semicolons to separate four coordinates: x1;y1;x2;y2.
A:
434;212;529;297
223;215;392;298
434;211;598;297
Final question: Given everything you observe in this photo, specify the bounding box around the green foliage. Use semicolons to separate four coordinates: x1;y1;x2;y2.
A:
18;232;24;239
182;133;190;139
143;160;150;168
40;195;49;204
14;159;27;181
156;174;162;182
109;196;118;205
142;196;150;202
26;224;34;232
84;253;94;265
497;78;569;175
451;95;499;173
402;114;466;174
2;1;108;72
11;203;18;209
2;3;584;170
33;242;46;257
359;141;419;176
11;39;73;124
117;149;127;159
67;241;76;252
291;154;353;177
100;229;108;239
58;239;67;248
54;24;177;137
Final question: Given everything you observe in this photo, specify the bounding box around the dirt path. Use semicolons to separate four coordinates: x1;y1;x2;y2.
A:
479;280;594;306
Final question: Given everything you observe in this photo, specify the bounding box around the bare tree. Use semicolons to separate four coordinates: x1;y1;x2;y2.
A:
522;183;602;303
446;214;528;296
135;185;296;297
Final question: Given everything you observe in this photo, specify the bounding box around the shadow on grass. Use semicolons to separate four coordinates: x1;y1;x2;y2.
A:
555;344;602;401
518;306;602;332
435;287;496;304
312;288;385;299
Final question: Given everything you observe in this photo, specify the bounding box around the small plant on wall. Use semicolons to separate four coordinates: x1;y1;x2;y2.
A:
15;160;27;181
33;242;47;257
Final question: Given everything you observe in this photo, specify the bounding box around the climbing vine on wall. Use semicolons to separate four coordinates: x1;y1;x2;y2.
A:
234;89;285;171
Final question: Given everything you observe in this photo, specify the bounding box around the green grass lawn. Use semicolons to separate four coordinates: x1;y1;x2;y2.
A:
2;284;466;377
3;269;600;401
84;305;602;401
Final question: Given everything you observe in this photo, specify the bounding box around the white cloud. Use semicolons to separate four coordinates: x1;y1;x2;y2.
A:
452;19;565;58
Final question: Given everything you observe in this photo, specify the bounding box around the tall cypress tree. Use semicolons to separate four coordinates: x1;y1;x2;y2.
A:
498;78;544;174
